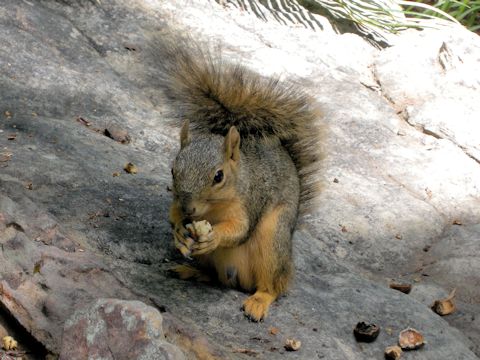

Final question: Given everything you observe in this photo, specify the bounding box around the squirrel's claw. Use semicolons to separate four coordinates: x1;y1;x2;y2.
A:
176;241;192;259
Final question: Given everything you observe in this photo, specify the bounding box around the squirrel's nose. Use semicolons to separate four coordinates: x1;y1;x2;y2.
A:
179;192;195;216
183;206;196;216
182;204;196;216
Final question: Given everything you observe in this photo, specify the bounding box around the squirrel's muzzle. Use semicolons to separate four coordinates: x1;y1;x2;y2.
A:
179;192;196;216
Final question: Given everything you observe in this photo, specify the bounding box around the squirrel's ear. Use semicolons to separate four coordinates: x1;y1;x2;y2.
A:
224;126;240;162
180;120;191;149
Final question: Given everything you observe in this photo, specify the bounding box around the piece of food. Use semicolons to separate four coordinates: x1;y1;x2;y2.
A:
431;288;456;316
284;338;301;351
2;336;18;350
389;282;412;294
398;328;424;350
124;162;138;174
193;220;212;237
385;345;402;359
269;326;279;335
353;322;380;342
185;220;212;240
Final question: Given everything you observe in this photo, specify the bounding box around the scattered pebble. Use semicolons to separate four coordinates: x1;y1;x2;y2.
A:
33;260;43;274
389;282;412;294
284;338;301;351
76;116;92;127
104;127;131;144
232;348;258;355
269;327;279;335
424;187;433;199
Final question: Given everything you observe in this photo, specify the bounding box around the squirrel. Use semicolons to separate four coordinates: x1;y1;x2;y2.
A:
158;37;322;321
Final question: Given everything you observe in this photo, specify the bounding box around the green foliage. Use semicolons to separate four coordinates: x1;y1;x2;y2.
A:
406;0;480;32
226;0;478;45
301;0;464;45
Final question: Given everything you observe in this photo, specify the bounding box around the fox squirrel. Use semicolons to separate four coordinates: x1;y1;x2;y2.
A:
159;38;322;321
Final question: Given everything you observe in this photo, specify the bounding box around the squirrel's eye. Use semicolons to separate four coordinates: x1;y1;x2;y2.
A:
213;169;224;184
171;168;175;178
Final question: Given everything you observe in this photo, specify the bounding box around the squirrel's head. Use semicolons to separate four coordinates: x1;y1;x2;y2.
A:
171;121;241;219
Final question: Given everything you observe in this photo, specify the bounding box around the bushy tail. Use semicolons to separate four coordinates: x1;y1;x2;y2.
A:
154;36;322;211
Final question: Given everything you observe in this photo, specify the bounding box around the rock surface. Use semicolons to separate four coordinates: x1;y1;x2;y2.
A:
0;0;479;359
60;299;184;360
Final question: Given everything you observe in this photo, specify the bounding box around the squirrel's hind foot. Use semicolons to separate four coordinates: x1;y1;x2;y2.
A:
170;264;211;283
242;291;275;322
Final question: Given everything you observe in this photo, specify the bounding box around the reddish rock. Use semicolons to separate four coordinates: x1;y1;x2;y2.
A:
60;299;184;360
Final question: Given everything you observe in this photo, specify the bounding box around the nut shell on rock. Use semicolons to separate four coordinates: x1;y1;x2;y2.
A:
385;345;402;359
431;288;456;316
353;322;380;342
398;328;424;350
2;336;18;350
124;162;138;174
284;338;301;351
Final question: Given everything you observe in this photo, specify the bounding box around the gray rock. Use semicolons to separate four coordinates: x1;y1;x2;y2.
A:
374;28;480;163
0;0;479;359
60;299;184;360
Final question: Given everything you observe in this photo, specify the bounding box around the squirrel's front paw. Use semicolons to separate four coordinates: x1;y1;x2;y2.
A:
190;231;220;256
174;224;195;258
